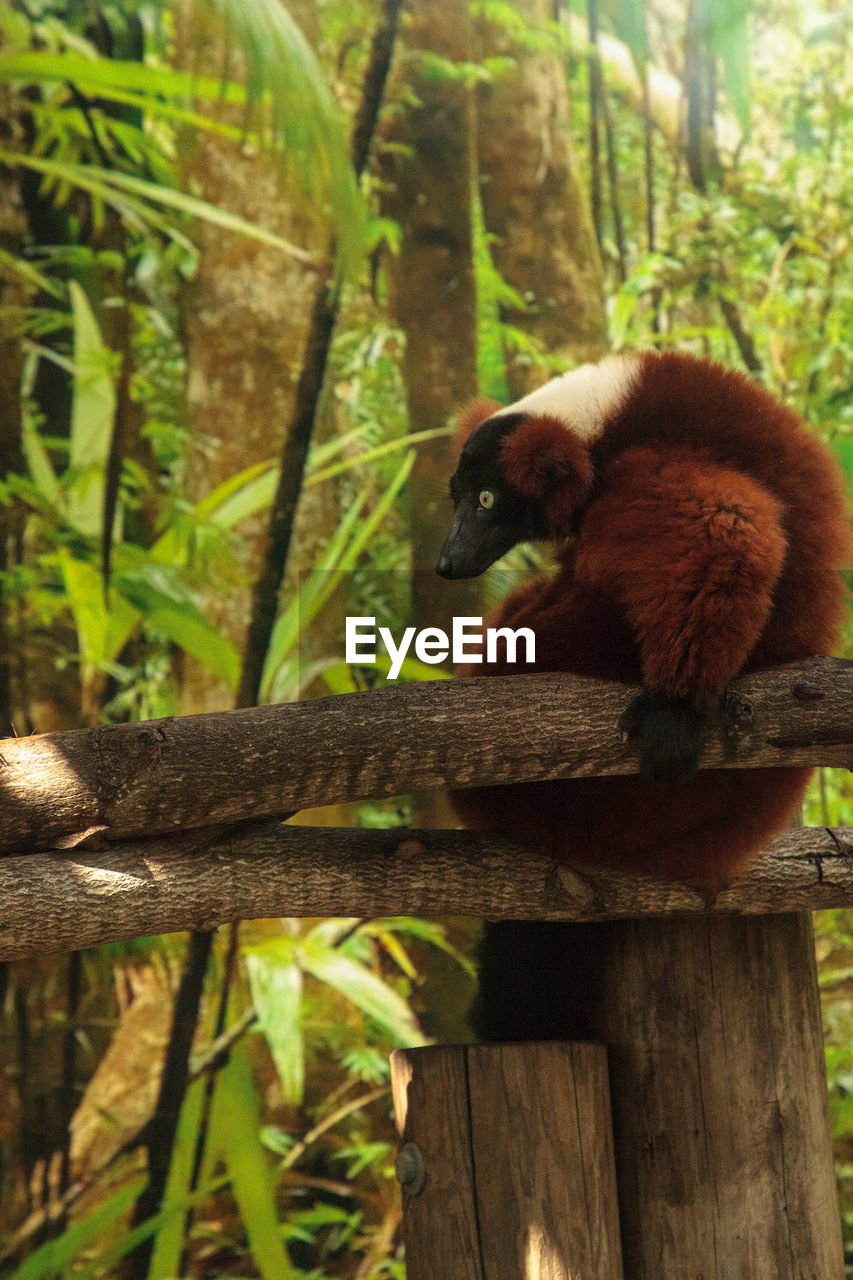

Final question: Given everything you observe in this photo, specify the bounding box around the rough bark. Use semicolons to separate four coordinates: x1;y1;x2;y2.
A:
606;914;841;1277
476;0;608;396
391;1042;624;1279
1;823;852;963
476;914;843;1279
0;656;849;856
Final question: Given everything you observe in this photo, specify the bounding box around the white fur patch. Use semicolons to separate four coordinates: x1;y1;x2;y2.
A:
494;354;643;441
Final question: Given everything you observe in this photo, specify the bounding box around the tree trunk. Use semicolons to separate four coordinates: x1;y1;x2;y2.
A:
382;0;481;639
173;3;333;713
0;84;31;735
476;0;608;396
381;0;481;825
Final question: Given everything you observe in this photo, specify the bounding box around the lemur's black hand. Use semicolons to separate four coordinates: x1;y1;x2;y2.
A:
618;688;706;784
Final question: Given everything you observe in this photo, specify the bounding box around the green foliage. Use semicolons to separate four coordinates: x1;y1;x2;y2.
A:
0;0;362;264
207;1046;296;1280
9;1179;147;1280
244;918;428;1108
4;0;853;1276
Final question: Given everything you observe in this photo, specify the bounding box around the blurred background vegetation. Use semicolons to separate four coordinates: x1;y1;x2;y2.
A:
0;0;852;1274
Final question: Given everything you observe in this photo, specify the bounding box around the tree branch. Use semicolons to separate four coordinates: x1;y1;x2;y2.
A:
1;656;850;856
0;822;852;962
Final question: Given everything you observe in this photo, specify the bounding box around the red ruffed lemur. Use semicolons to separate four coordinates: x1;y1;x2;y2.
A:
437;350;851;893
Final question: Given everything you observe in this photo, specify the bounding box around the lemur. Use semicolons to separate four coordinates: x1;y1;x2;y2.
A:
438;350;850;888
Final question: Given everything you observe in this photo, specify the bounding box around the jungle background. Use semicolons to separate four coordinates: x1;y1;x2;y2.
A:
1;0;852;1274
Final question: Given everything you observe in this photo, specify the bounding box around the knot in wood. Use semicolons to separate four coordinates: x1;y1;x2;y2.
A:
395;838;426;861
793;682;825;702
723;691;754;727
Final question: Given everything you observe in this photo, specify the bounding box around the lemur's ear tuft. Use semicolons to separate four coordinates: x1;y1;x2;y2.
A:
501;415;593;535
453;397;503;451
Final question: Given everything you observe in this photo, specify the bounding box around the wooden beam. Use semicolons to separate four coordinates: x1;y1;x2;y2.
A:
1;823;851;962
390;1042;624;1279
0;656;850;856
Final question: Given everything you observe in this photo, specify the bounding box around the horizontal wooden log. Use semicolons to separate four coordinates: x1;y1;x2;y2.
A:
1;822;851;961
0;656;851;856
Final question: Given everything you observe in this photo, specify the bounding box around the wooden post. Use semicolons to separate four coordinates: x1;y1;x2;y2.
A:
390;1041;624;1280
475;913;844;1279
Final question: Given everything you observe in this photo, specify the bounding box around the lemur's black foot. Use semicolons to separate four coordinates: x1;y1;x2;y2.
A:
618;688;706;784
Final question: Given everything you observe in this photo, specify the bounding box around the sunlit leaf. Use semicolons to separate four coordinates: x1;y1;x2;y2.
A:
357;918;478;978
71;1177;228;1280
192;0;363;269
67;281;116;539
59;552;141;669
299;937;426;1047
244;938;305;1106
144;603;240;689
209;1045;295;1280
0;244;63;298
262;450;415;701
21;404;61;511
305;427;451;486
0;150;313;261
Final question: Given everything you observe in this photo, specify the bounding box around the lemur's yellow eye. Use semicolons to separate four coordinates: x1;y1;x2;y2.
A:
479;489;495;510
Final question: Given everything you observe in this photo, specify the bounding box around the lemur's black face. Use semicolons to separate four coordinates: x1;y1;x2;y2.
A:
436;414;547;579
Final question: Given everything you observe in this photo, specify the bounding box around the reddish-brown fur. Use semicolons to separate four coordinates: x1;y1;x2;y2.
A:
501;416;594;535
453;396;503;451
450;352;850;888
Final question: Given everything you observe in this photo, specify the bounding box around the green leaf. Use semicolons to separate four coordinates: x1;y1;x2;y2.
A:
0;49;247;140
147;1078;206;1280
261;451;415;701
603;0;648;70
0;245;63;298
244;939;305;1106
299;937;426;1048
144;603;240;689
320;653;452;692
112;564;240;687
59;552;141;669
201;466;278;532
708;0;752;133
305;427;451;487
357;918;477;978
71;1177;229;1280
21;403;61;510
261;491;371;693
0;19;362;262
191;0;363;269
0;150;313;262
9;1177;146;1280
67;281;116;540
84;165;315;262
209;1045;295;1280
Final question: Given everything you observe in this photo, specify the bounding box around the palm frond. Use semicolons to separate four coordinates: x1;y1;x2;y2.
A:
193;0;364;265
